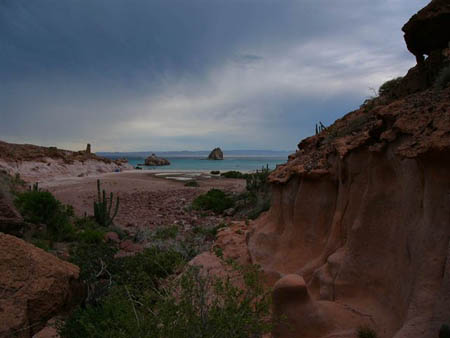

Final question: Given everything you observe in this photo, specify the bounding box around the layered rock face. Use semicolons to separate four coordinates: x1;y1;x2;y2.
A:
0;233;83;337
208;147;224;160
248;2;450;338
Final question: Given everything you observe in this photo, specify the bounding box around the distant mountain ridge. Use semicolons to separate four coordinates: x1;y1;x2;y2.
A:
97;150;294;159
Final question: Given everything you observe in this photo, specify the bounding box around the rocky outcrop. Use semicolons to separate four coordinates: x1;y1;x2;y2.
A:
249;86;450;338
144;153;170;166
247;2;450;337
0;233;83;337
402;0;450;64
0;141;133;183
390;0;450;98
208;147;223;160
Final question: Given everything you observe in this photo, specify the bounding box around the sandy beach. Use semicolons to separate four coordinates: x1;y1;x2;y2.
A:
43;170;246;229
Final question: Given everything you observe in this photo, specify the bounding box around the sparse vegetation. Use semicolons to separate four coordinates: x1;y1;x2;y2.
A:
210;170;220;175
153;224;179;240
93;179;119;227
192;189;234;214
184;180;199;187
435;65;450;90
378;77;403;98
220;171;249;179
357;326;377;338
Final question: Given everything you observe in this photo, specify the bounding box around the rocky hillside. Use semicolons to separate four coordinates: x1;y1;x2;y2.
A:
0;141;132;182
248;1;450;338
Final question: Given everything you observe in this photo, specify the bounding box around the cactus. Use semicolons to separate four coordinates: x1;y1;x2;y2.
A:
93;179;119;227
29;182;40;191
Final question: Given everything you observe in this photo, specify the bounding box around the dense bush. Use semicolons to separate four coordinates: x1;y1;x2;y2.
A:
192;189;234;214
435;66;450;89
14;189;76;241
60;261;271;338
220;171;249;179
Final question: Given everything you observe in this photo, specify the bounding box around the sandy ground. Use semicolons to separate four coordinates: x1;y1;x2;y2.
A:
43;170;246;229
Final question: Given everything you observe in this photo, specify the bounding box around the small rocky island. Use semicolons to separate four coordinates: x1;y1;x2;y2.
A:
207;147;223;160
144;153;170;166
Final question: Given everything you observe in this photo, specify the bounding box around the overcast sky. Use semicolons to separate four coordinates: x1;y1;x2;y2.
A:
0;0;426;151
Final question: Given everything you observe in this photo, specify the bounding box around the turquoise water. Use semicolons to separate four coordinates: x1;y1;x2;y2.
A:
122;157;288;171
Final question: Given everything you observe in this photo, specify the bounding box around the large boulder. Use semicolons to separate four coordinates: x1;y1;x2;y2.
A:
402;0;450;64
207;147;223;160
144;153;170;166
0;233;84;337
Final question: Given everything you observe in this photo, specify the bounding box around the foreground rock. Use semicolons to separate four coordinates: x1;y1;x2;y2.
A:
247;2;450;338
0;233;83;337
207;147;223;160
0;140;133;183
144;153;170;166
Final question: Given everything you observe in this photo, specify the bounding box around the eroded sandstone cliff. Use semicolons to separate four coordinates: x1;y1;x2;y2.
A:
248;2;450;337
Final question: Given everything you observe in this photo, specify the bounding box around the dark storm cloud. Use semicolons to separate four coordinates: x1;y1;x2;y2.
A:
0;0;426;150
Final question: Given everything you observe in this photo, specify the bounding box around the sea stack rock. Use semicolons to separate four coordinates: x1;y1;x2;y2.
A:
207;147;223;160
144;153;170;166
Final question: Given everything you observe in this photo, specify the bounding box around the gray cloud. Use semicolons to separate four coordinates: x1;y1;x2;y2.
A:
0;0;426;151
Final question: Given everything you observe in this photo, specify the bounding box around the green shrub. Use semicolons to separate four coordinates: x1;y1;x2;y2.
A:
60;264;271;338
77;227;105;244
150;265;271;338
210;170;220;175
357;326;377;338
184;180;199;187
153;225;179;240
378;77;402;98
220;171;249;179
192;189;234;214
14;190;76;241
192;223;227;241
440;324;450;338
435;66;450;89
31;238;51;251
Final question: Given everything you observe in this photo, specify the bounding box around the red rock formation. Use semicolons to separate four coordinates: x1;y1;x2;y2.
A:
248;2;450;337
0;233;83;338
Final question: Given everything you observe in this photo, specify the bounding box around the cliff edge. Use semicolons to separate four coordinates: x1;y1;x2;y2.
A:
248;2;450;338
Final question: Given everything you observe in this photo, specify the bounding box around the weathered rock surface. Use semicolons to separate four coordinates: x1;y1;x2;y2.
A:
247;2;450;337
207;147;224;160
249;87;450;338
144;153;170;166
0;233;83;337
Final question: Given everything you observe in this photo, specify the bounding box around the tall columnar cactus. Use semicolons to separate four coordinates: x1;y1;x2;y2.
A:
93;179;119;227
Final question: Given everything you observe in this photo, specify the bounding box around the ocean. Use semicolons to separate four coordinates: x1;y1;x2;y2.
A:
120;156;288;172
